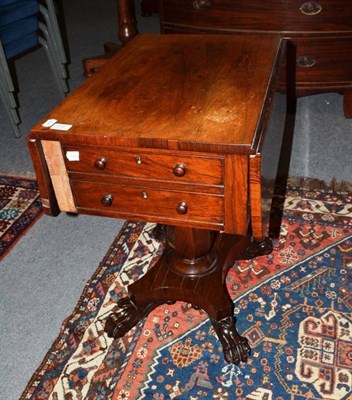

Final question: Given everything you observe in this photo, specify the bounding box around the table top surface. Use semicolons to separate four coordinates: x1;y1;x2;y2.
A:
31;34;284;154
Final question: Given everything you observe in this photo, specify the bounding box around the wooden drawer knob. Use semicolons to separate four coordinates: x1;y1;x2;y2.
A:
173;163;186;177
176;201;188;214
297;55;317;68
300;2;322;15
101;194;113;206
95;157;106;170
192;0;212;10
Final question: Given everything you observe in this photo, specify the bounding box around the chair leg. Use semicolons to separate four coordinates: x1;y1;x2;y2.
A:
0;77;17;109
0;84;21;138
0;79;20;123
38;2;69;96
0;42;15;92
39;22;68;83
39;4;68;71
82;43;121;78
0;41;21;137
41;0;67;63
0;1;69;136
38;37;67;99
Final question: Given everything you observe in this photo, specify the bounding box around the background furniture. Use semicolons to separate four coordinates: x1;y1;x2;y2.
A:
0;0;69;137
141;0;158;16
158;0;352;118
134;0;352;118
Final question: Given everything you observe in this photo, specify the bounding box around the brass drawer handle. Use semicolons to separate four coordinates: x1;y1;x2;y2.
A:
300;2;322;15
95;157;106;170
101;194;113;206
176;201;188;215
297;55;317;68
192;0;212;10
173;163;186;177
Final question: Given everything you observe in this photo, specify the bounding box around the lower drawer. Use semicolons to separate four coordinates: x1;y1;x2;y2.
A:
71;181;224;225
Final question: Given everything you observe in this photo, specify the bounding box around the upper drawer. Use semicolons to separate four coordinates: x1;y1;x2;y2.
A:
161;0;352;33
63;147;224;185
287;37;352;83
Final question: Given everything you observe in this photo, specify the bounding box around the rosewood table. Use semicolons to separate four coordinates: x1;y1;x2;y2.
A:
28;34;287;364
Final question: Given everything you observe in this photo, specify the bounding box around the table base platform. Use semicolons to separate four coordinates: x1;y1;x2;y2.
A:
105;225;272;364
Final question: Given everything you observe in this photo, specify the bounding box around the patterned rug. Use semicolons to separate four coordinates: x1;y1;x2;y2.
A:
0;176;42;261
21;178;352;400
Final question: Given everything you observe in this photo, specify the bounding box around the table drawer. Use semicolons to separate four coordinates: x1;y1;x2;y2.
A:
161;0;352;32
293;37;352;83
64;147;223;185
71;181;224;224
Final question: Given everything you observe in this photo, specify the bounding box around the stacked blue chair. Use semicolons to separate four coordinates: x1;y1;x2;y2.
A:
0;0;69;137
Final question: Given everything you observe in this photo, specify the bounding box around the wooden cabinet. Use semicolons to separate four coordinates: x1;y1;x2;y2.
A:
28;34;287;364
158;0;352;117
29;34;286;239
160;0;352;32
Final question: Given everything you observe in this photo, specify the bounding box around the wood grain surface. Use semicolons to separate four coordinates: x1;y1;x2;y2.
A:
31;34;282;154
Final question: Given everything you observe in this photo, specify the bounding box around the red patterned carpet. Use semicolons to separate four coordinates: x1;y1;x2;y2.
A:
0;176;42;261
21;178;352;400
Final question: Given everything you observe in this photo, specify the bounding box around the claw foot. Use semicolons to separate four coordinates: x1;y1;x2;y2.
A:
211;316;251;364
246;237;273;258
151;224;165;242
105;296;144;339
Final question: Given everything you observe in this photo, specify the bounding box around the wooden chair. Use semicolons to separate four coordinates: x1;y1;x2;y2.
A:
82;0;137;78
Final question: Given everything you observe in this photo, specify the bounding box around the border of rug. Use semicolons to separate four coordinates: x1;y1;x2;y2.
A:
0;175;43;261
20;220;135;399
284;176;352;192
20;177;352;398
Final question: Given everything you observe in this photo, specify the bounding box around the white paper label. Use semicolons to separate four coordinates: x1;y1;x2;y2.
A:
42;119;57;127
66;151;80;161
50;123;72;131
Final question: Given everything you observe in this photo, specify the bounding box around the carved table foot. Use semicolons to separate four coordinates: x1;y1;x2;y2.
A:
246;236;273;258
105;296;158;339
211;316;251;364
104;226;272;364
